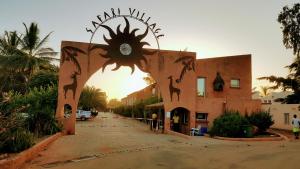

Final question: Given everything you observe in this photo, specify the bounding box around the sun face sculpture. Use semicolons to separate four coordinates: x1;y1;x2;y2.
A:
99;17;156;73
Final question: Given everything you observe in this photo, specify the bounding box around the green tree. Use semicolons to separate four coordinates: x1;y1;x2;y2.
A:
79;86;107;111
259;3;300;103
0;31;27;93
28;69;58;89
18;22;58;77
0;31;22;55
0;22;58;93
107;98;122;109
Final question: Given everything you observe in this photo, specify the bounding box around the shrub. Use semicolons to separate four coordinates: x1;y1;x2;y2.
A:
23;86;62;136
1;85;62;137
0;113;34;153
247;110;274;133
209;110;251;138
28;71;58;89
0;128;34;153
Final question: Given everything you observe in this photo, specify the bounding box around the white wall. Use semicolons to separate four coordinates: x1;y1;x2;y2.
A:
262;104;300;130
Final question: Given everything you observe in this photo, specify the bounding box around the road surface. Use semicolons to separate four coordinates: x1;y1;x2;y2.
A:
24;112;300;169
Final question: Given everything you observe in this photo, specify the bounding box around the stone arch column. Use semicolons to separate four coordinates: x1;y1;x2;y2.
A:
56;41;197;134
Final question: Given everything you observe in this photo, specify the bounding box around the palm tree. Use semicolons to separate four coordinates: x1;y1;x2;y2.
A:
0;22;58;93
0;31;21;55
0;31;27;93
79;86;107;111
19;22;58;77
260;86;270;97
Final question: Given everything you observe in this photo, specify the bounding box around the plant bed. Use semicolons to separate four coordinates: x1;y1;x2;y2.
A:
209;131;284;141
253;132;280;138
0;132;62;169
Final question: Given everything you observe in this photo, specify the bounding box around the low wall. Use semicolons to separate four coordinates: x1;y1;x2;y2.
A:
0;132;63;169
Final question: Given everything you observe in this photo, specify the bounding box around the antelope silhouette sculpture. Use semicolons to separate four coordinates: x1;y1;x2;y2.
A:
64;72;80;99
168;76;181;101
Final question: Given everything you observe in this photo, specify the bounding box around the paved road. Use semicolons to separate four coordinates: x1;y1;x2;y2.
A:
25;112;300;169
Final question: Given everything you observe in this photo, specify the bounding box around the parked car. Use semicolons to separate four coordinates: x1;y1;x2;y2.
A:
76;110;92;121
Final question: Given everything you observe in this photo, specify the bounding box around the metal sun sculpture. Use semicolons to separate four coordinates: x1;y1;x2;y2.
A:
97;17;156;74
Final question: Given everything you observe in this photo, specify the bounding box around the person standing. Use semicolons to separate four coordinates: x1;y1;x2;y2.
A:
292;114;300;139
172;113;180;132
152;112;158;131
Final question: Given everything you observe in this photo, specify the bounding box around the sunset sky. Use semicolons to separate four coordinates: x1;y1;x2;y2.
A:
1;0;298;100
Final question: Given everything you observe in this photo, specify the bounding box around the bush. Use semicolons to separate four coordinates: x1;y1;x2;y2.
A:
0;113;34;153
209;110;251;138
1;85;62;137
28;71;58;89
23;86;62;136
0;128;34;153
247;110;274;133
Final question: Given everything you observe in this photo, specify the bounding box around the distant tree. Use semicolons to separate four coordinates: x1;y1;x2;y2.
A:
260;86;271;97
259;3;300;103
278;3;300;57
107;98;122;109
143;73;155;85
79;86;107;111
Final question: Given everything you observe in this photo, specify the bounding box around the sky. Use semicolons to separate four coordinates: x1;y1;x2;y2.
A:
0;0;298;100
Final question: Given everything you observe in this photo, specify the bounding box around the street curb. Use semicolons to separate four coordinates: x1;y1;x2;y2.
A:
0;132;63;169
165;130;191;139
211;135;284;141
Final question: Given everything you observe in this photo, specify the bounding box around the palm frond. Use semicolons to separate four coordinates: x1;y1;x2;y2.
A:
39;56;60;61
35;32;53;51
36;52;58;57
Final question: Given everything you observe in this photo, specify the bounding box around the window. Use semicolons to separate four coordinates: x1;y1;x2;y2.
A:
197;78;206;96
230;79;240;88
196;113;208;120
284;113;290;125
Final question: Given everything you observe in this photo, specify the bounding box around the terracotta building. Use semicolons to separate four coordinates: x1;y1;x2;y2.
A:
194;55;261;132
120;54;261;135
121;83;160;106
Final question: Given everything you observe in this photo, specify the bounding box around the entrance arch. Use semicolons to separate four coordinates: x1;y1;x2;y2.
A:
56;15;197;135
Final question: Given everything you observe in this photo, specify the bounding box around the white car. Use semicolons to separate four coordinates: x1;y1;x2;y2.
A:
76;110;92;121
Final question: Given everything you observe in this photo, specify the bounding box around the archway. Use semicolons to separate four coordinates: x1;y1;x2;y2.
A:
170;107;190;135
55;13;197;135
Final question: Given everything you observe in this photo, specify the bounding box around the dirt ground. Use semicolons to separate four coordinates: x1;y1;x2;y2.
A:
24;112;300;169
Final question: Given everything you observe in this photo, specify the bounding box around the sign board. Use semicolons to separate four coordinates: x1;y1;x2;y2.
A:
166;112;171;118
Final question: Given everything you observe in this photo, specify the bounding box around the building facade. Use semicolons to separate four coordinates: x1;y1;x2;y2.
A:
121;54;261;134
121;83;160;106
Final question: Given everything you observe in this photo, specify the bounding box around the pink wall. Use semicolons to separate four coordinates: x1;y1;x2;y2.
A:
195;55;261;127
